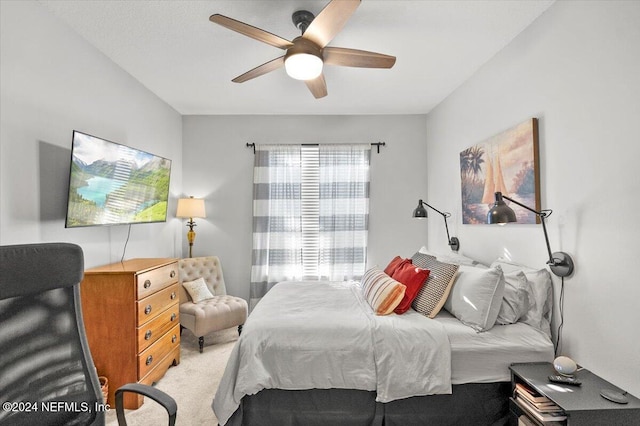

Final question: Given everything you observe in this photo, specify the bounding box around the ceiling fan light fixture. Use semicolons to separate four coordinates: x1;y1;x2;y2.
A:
210;0;396;97
285;53;323;80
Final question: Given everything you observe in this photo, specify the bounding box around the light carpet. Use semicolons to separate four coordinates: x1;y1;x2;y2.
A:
105;327;239;426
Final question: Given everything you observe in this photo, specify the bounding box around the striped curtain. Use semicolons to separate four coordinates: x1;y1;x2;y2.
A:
250;144;370;309
251;145;303;310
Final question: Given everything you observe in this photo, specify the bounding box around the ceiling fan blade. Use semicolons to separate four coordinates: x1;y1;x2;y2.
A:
305;74;328;99
323;47;396;68
232;56;285;83
210;14;293;50
302;0;361;48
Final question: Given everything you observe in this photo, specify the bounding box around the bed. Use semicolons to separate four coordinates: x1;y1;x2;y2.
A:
213;250;555;426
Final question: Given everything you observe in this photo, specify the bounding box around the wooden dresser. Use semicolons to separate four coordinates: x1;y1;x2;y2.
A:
80;258;181;409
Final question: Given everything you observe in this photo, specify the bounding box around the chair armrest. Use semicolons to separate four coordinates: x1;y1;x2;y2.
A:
115;383;177;426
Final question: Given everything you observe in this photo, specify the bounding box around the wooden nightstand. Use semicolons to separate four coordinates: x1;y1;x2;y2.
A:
509;362;640;425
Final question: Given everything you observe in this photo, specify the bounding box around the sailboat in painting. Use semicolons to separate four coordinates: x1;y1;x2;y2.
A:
482;156;495;204
482;154;508;205
494;155;508;196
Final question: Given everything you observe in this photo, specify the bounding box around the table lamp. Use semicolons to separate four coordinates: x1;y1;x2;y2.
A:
176;196;206;258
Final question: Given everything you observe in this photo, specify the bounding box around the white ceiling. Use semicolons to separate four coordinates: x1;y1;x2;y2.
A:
39;0;554;115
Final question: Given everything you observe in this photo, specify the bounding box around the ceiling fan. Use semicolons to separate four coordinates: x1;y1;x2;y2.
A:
209;0;396;99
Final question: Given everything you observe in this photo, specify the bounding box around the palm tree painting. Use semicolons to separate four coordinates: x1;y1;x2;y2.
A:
460;118;540;224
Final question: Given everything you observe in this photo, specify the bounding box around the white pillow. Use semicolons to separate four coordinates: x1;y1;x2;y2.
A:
496;270;531;325
444;265;505;332
182;277;215;303
490;257;552;336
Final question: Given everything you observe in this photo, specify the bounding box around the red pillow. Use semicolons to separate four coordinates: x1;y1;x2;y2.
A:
391;262;430;314
384;256;411;276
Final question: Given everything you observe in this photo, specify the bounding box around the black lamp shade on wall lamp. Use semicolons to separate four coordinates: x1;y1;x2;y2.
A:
487;192;574;277
412;199;460;251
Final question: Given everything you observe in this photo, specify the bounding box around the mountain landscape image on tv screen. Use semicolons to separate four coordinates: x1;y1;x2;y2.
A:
66;131;171;228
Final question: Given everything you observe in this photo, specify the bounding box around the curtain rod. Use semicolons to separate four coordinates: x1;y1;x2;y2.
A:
246;142;386;154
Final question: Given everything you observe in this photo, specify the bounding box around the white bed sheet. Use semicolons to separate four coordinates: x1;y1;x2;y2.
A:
434;310;555;384
213;281;452;426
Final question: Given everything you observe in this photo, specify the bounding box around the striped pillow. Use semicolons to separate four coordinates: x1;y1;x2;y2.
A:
411;256;459;318
361;267;406;315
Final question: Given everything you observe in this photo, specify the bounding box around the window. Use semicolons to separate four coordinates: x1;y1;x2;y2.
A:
301;145;320;279
250;144;370;309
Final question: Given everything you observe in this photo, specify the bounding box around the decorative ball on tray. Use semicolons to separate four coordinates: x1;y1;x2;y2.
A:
553;356;577;376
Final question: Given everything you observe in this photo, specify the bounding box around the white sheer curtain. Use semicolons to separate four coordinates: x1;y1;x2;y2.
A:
250;144;370;309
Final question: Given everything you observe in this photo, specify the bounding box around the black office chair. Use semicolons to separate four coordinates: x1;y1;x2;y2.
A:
115;384;176;426
0;243;176;426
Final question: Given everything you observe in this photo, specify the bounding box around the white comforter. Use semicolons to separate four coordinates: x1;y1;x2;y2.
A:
213;281;452;426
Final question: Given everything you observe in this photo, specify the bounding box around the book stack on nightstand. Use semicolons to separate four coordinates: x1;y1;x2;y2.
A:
514;382;566;425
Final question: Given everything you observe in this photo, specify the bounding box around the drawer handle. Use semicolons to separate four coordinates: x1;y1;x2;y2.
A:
172;335;177;344
170;313;177;322
145;330;152;340
170;292;177;300
144;305;152;315
144;280;151;289
170;270;176;278
146;355;153;366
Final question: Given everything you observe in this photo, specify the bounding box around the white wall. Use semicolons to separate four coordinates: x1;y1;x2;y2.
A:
425;1;640;396
0;1;183;267
182;115;429;300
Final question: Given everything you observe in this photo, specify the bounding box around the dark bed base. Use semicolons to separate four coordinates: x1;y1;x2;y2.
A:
224;382;510;426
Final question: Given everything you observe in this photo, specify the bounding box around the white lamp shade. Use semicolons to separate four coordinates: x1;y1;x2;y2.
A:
285;53;323;81
176;198;206;219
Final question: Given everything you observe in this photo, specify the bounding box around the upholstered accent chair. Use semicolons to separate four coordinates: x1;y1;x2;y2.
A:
178;256;248;353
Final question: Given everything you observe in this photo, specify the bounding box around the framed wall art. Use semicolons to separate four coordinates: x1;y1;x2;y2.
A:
459;118;540;224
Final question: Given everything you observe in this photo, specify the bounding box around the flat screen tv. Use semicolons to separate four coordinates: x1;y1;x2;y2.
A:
65;130;172;228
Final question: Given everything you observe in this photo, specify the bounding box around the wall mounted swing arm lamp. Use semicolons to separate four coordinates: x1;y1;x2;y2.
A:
412;199;460;251
487;192;574;277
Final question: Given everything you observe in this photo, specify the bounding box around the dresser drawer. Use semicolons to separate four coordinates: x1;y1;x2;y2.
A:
137;302;179;352
138;324;180;379
137;262;178;299
137;283;179;326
